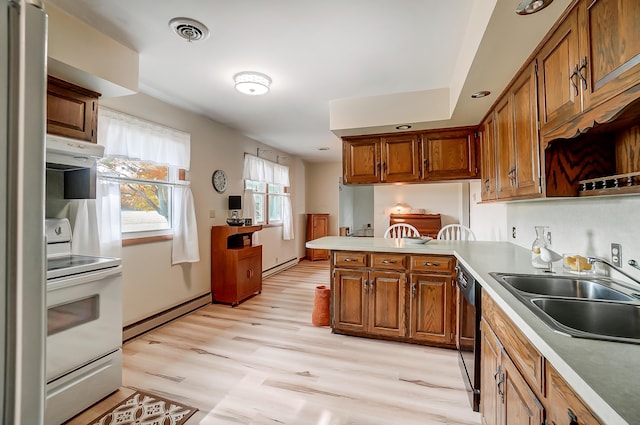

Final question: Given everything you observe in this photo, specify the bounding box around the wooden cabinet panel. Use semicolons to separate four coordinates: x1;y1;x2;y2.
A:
368;271;406;337
343;138;381;184
236;247;262;301
333;269;367;332
495;96;515;199
502;351;544;425
579;0;640;111
334;251;368;268
370;253;406;270
381;134;420;182
389;214;442;239
409;273;454;344
306;214;330;260
546;362;602;425
422;129;478;180
47;76;100;143
481;319;502;425
537;8;581;133
512;62;542;198
409;255;454;274
481;112;497;201
482;293;544;397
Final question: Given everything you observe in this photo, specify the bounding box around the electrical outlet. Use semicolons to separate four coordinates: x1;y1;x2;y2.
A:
611;243;622;267
512;227;516;239
546;231;552;245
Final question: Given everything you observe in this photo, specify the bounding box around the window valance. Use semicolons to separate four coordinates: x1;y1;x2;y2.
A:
243;154;290;186
98;107;191;169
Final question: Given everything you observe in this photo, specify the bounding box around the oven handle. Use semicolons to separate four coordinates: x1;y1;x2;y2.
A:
47;265;123;291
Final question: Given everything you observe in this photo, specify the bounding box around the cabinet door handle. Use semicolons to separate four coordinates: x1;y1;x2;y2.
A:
343;257;356;262
246;269;253;279
411;282;417;298
423;261;440;267
578;56;588;90
568;409;579;425
570;65;580;96
423;158;428;172
381;259;397;264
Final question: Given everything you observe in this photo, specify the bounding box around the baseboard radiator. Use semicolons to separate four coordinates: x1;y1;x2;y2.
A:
262;257;299;278
122;293;211;342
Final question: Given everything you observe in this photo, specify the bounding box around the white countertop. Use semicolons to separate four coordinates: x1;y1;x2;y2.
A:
306;236;639;425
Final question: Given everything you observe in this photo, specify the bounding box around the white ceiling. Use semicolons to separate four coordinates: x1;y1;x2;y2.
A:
46;0;571;162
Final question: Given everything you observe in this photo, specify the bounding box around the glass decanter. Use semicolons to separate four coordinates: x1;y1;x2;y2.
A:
531;226;550;269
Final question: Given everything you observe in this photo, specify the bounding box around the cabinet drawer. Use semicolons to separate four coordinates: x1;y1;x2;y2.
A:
410;255;454;273
334;251;368;268
370;253;406;270
545;361;602;425
482;291;544;396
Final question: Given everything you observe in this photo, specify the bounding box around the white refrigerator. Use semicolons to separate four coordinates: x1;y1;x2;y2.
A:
1;1;47;424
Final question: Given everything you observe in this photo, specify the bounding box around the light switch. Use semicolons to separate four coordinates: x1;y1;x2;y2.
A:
209;209;216;218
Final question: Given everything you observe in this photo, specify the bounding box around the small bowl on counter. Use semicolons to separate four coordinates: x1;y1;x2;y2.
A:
226;217;245;226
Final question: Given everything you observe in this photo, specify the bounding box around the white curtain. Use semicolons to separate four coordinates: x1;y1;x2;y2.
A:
243;189;259;245
282;196;294;240
69;199;100;256
172;185;200;264
243;154;294;240
98;108;190;168
97;108;199;264
96;178;122;259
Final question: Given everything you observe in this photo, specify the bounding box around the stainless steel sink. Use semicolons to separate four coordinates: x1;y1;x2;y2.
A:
490;272;640;344
497;274;634;301
531;298;640;344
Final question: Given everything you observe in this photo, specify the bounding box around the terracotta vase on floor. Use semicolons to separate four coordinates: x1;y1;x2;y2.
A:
312;285;331;326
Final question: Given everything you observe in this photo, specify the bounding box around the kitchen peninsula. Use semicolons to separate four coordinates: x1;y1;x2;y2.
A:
306;236;639;425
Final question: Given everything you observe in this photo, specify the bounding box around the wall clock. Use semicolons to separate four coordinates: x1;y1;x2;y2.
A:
212;169;228;193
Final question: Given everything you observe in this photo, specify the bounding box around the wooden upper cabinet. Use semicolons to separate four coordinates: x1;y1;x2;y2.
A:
495;96;515;199
537;7;581;133
481;111;497;201
343;138;381;184
511;61;542;198
47;76;100;143
579;0;640;110
422;128;478;181
381;134;420;182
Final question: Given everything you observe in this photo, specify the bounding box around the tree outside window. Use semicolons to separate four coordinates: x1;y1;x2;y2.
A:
246;180;288;225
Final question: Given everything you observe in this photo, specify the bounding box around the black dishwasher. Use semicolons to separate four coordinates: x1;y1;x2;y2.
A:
455;263;481;411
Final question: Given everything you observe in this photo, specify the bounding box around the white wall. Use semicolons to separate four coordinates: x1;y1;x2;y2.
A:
506;196;640;280
305;162;342;236
469;181;508;241
100;93;306;325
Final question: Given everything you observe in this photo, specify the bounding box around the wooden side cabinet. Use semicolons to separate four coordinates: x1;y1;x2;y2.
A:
211;225;263;306
306;213;329;260
47;76;100;143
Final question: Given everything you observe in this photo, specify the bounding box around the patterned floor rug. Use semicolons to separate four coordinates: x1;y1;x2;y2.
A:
88;390;198;425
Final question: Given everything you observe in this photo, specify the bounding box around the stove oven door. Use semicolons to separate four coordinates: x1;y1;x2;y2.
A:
46;265;122;382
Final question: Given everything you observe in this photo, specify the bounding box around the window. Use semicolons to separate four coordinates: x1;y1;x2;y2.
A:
245;180;288;225
98;158;182;235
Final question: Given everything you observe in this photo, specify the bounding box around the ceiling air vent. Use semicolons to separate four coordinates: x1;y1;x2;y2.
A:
169;17;210;42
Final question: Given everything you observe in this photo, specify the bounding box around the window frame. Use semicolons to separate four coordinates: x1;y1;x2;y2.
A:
245;179;290;227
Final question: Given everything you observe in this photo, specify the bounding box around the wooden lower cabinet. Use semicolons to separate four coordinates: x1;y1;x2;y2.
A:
409;273;454;345
481;319;543;425
546;362;602;425
333;268;405;337
481;290;602;425
331;250;455;347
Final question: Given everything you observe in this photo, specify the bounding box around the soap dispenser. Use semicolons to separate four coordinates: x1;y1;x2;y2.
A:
531;226;550;269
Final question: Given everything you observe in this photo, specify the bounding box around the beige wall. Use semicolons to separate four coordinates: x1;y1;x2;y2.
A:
305;162;342;236
101;93;306;325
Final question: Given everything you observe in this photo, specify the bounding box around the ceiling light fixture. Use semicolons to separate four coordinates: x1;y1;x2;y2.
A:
471;90;491;99
234;72;272;96
396;125;412;130
516;0;553;15
168;17;210;42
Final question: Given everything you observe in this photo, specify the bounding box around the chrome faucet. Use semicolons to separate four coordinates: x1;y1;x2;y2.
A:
587;257;640;287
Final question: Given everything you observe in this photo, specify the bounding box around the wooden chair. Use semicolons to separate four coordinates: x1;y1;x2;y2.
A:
384;223;420;239
437;224;476;241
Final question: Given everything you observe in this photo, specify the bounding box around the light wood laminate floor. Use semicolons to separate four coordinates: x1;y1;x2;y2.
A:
67;260;480;425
